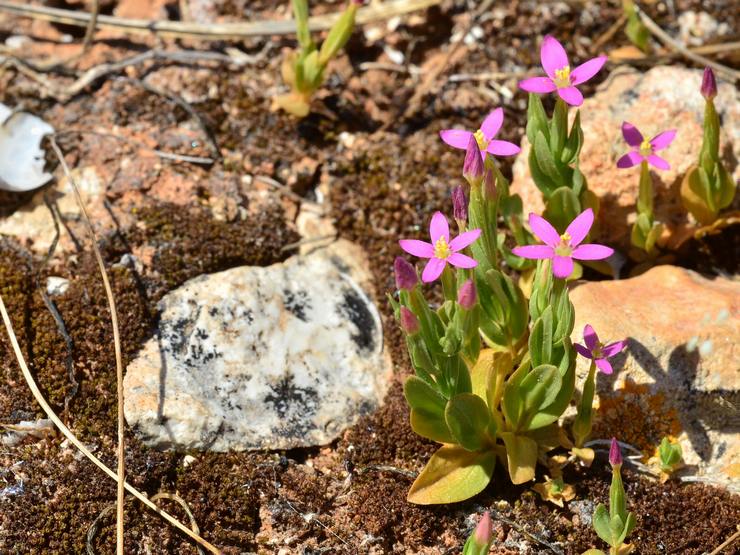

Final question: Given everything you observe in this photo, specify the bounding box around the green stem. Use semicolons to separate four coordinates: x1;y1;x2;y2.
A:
700;98;720;175
637;160;653;217
441;264;457;302
572;361;597;447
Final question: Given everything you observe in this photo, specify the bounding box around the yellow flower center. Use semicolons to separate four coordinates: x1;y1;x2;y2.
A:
639;139;653;157
434;236;452;259
592;341;604;359
473;129;489;151
554;232;572;257
554;66;571;88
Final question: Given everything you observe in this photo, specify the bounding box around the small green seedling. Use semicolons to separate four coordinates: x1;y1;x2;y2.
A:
654;436;683;482
274;0;360;117
622;0;649;53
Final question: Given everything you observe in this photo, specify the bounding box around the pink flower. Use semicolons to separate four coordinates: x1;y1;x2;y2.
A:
399;211;481;283
439;108;520;159
609;437;623;467
616;122;676;170
518;36;607;107
574;324;626;375
511;209;613;279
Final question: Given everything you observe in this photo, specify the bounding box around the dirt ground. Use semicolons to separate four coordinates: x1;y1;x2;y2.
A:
0;0;738;553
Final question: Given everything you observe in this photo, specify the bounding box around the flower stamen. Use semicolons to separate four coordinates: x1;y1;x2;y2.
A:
639;139;653;157
434;236;452;259
473;129;489;151
554;232;573;257
554;65;571;88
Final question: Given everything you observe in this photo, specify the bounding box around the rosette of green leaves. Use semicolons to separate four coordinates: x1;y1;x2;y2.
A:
680;91;736;225
591;463;636;554
526;94;598;233
275;0;358;117
658;437;683;475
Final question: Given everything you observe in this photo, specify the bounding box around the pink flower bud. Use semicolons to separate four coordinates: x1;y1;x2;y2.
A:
452;186;468;222
609;437;623;467
457;279;477;310
701;67;717;100
394;257;418;291
463;136;484;184
474;511;493;547
399;306;420;334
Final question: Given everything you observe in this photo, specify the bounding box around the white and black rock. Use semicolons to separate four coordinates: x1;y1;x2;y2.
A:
124;240;392;451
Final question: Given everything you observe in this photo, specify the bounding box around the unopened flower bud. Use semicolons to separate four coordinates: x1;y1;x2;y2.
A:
399;306;420;335
483;167;497;200
700;67;717;100
457;279;477;310
473;511;493;547
394;257;418;291
609;437;623;467
463;136;484;185
452;186;468;222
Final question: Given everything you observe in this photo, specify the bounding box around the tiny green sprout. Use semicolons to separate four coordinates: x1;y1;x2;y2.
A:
586;439;636;555
622;0;649;53
274;0;360;117
463;511;494;555
680;67;737;227
654;437;683;482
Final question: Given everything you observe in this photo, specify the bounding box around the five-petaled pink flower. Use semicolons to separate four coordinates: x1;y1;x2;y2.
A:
518;36;607;107
616;122;676;170
511;208;613;279
574;324;626;375
439;107;521;159
399;211;481;283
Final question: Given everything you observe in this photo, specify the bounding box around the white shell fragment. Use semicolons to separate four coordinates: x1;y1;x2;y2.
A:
0;103;54;192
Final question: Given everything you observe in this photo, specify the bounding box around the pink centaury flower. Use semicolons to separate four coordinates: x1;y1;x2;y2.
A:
518;35;607;107
511;208;613;279
616;122;676;170
574;324;626;375
439;107;521;159
399;211;481;283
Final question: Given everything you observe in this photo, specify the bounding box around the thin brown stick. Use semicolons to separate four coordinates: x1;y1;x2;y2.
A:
80;0;100;56
707;526;740;555
0;0;441;40
634;4;739;81
48;137;126;555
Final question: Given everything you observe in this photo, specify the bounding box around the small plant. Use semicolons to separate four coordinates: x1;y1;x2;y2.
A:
518;36;607;233
650;436;683;482
681;67;737;226
462;511;494;555
622;0;649;53
616;121;676;258
585;439;636;555
274;0;361;117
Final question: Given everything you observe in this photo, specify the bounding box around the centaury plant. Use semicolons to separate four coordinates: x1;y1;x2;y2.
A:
274;0;360;117
681;67;737;226
390;96;615;504
518;36;607;233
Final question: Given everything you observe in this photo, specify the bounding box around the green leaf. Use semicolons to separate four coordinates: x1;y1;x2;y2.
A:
582;550;607;555
519;364;562;418
625;8;649;52
410;408;455;444
499;432;537;484
291;0;314;51
318;3;358;65
301;50;324;91
407;445;496;504
549;98;568;155
592;503;613;546
544;187;581;234
526;354;574;430
445;394;492;451
534;131;564;187
404;376;446;415
502;360;530;428
526;93;549;145
529;307;553;367
562;110;583;164
617;512;636;545
716;163;736;209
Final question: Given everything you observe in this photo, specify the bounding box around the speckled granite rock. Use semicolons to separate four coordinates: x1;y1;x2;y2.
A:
124;239;392;451
511;66;740;251
569;265;739;486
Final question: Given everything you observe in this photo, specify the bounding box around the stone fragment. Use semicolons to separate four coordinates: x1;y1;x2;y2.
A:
124;240;391;451
511;66;739;251
569;265;739;486
46;277;69;297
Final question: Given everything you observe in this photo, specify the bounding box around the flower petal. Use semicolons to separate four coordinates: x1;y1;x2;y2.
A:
647;154;670;170
518;77;557;93
570;56;607;85
511;245;555;259
449;228;482;251
571;244;614;260
583;324;599;351
429;211;449;243
616;151;643;168
439;129;473;150
565;208;594;247
574;343;593;359
602;340;627;358
540;35;569;78
595;357;613;375
399;239;434;258
552;255;574;279
621;121;644;147
650;129;677;150
421;257;446;283
557;86;583;106
447;252;478;269
480;108;503;140
487;140;521;157
528;212;560;247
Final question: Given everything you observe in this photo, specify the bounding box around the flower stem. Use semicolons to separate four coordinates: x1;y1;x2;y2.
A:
573;361;597;447
637;160;653;217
